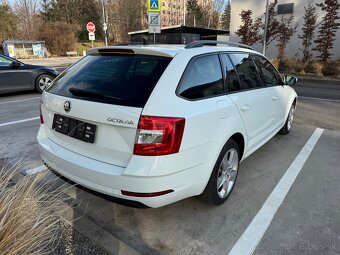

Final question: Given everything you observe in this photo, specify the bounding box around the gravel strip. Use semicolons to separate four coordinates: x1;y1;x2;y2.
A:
51;224;109;255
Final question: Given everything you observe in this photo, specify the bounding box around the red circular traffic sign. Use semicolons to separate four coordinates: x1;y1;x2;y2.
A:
86;22;96;33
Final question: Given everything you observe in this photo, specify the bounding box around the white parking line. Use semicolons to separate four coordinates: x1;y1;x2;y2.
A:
25;165;46;175
229;128;324;255
299;96;340;103
0;117;40;128
0;97;40;105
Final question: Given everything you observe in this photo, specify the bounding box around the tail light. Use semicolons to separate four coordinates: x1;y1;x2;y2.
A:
133;116;185;156
40;105;44;124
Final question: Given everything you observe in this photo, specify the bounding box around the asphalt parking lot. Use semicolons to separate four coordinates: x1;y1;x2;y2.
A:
0;80;340;255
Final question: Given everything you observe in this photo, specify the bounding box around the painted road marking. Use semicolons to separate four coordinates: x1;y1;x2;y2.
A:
299;96;340;103
0;117;40;128
25;165;46;175
229;128;324;255
0;97;40;105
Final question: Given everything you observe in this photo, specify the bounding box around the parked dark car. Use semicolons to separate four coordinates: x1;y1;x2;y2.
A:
0;54;58;94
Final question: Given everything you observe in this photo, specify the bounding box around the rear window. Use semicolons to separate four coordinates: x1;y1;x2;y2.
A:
47;54;172;107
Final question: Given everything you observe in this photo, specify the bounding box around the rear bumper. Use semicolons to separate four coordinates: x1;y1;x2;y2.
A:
37;125;213;208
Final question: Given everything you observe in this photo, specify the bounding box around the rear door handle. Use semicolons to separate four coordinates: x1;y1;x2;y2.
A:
272;96;279;101
240;104;251;111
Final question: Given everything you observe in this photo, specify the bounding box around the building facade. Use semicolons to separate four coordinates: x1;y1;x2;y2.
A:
161;0;185;27
229;0;340;59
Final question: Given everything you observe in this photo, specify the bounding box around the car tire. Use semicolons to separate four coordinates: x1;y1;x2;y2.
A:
35;74;54;93
279;103;295;135
199;139;240;205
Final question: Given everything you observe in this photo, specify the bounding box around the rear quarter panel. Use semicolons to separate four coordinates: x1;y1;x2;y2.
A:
142;50;248;178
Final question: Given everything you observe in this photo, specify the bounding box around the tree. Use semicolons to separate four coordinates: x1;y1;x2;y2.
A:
76;0;103;41
40;0;57;21
221;1;231;30
39;0;103;41
14;0;41;40
276;15;297;63
106;0;144;42
39;21;79;55
298;0;318;63
313;0;340;62
208;0;226;29
186;0;204;27
0;3;17;40
235;10;261;45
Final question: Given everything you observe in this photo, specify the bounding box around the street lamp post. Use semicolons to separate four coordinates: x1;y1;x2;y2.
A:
262;0;269;55
101;0;108;47
183;0;186;25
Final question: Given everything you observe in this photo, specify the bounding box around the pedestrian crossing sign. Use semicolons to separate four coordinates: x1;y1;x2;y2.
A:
148;0;161;12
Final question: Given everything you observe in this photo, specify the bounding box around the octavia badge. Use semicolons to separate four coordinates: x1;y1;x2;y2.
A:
64;101;71;112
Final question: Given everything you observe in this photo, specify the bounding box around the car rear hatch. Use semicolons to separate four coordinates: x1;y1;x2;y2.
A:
41;49;172;167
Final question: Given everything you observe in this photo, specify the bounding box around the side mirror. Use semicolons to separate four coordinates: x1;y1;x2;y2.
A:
284;75;298;86
11;61;22;68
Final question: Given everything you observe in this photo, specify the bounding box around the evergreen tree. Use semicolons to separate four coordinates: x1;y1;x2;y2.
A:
298;0;318;63
186;0;204;27
313;0;340;62
39;0;103;41
221;1;231;30
40;0;58;22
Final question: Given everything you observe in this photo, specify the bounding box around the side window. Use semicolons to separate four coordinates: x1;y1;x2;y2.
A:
178;55;224;100
229;53;263;90
0;56;13;66
221;54;241;93
253;55;282;86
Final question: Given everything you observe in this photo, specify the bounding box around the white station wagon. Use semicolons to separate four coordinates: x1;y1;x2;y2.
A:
37;41;298;208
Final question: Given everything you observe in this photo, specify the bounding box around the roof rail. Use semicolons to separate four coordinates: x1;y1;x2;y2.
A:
185;40;254;50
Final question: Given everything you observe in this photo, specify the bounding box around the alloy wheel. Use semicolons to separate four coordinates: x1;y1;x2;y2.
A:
217;148;239;198
38;76;53;91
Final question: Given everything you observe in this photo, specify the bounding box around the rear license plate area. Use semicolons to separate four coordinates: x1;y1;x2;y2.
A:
52;114;96;143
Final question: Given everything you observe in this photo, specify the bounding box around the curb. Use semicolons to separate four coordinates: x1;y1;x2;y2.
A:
297;77;340;85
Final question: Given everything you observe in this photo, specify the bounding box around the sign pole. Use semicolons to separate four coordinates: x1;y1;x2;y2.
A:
148;0;161;44
87;22;96;49
101;0;108;47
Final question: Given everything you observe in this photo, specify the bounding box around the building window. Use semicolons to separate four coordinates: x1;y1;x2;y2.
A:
277;3;294;14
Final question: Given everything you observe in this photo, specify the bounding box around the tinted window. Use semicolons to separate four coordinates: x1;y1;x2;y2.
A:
253;55;282;86
178;55;223;99
229;53;263;90
47;55;171;107
221;54;241;92
0;55;13;66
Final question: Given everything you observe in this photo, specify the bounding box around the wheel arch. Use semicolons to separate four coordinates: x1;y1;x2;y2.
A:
229;132;245;161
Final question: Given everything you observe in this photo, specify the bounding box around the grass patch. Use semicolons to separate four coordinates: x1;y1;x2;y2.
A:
0;163;65;255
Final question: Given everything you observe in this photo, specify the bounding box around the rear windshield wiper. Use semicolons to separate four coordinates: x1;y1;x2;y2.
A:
69;87;123;101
